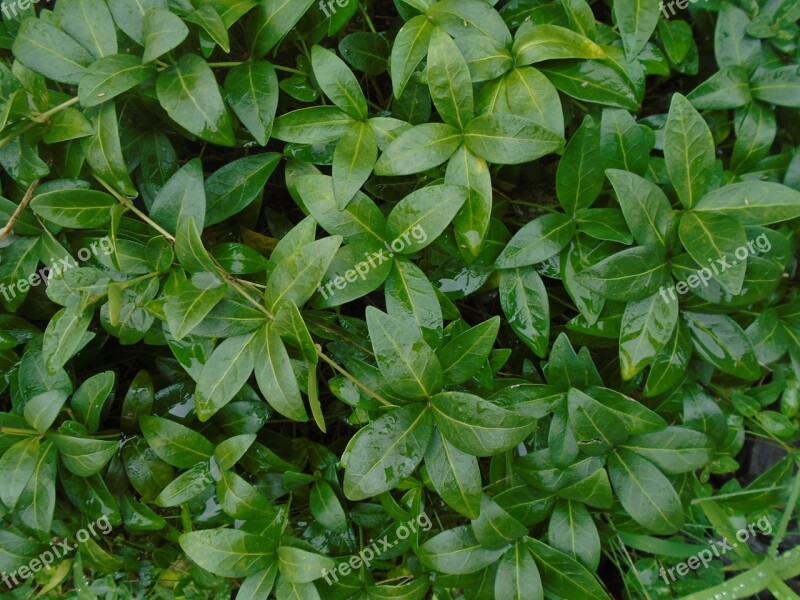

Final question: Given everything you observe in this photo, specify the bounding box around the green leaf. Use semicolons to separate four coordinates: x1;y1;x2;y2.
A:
678;211;747;295
15;440;58;538
150;158;206;235
622;427;712;474
55;0;118;58
31;188;115;228
311;45;368;121
265;236;342;312
50;435;117;477
619;292;678;380
185;6;229;53
664;93;715;209
156;54;236;146
496;212;575;268
254;323;308;422
424;428;482;519
273;106;355;144
464;113;564;165
427;27;474;130
613;0;660;60
179;528;277;577
224;61;279;145
85;102;138;197
142;9;189;64
205;153;281;226
605;169;675;248
385;257;443;347
214;434;257;470
296;174;385;246
249;0;315;57
42;303;94;374
156;462;213;507
366;306;442;400
310;480;348;531
548;500;601;571
418;526;506;575
374;123;463;176
556;115;602;215
277;546;334;583
576;245;669;301
513;23;605;65
683;311;760;380
473;495;527;549
343;404;433;500
71;371;115;433
78;54;156;108
608;448;684;534
539;61;639;111
107;0;167;44
332;121;378;208
567;388;627;454
175;217;218;274
439;317;499;385
693;181;800;225
140;415;215;468
751;66;800;107
496;542;544;600
390;14;434;97
385;184;467;254
644;321;691;397
339;31;389;75
195;332;257;421
0;437;39;509
687;66;752;110
165;277;227;341
42;108;94;143
526;537;611;600
428;0;512;45
431;391;537;457
445;144;492;260
499;267;550;358
238;565;278;600
12;18;93;85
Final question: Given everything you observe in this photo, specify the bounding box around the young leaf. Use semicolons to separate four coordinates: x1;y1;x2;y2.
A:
343;404;433;500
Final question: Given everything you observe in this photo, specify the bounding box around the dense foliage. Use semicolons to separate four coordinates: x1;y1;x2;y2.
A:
0;0;799;598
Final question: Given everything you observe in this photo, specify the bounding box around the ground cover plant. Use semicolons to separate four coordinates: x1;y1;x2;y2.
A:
0;0;799;598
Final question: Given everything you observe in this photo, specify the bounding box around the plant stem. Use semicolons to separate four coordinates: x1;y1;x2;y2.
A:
206;62;246;68
273;64;306;76
95;176;176;243
317;347;395;408
359;4;378;34
0;97;81;150
0;179;40;241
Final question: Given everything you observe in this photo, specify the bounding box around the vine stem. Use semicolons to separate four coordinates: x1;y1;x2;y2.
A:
98;177;392;409
0;178;40;241
95;176;176;243
0;97;81;150
273;64;307;76
317;347;395;408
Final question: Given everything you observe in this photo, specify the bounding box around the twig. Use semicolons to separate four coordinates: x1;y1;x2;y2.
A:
0;179;40;241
